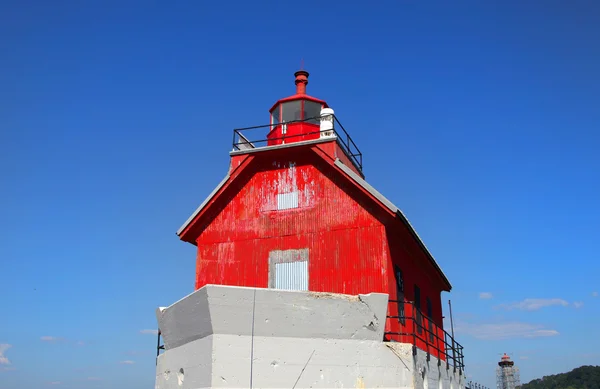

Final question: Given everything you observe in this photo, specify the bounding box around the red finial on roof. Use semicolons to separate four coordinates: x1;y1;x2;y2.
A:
294;69;309;95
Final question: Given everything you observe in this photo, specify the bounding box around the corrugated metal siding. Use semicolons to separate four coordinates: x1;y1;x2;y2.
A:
192;149;448;358
194;152;445;325
197;156;382;246
234;227;387;294
195;226;387;295
195;155;390;295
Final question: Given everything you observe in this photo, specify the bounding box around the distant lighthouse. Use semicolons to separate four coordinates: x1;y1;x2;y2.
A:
496;353;521;389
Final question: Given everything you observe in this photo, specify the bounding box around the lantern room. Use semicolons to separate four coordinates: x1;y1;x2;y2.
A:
267;70;331;146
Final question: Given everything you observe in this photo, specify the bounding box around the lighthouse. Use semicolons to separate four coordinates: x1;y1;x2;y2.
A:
496;353;521;389
155;70;466;389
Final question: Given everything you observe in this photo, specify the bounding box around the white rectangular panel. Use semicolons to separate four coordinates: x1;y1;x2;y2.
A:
274;260;308;291
277;191;299;210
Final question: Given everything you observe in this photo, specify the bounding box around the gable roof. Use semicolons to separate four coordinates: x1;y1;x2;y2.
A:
176;174;230;237
176;146;451;290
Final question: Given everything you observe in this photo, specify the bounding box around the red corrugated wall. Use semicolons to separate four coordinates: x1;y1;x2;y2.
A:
193;149;447;350
195;153;388;295
383;221;447;359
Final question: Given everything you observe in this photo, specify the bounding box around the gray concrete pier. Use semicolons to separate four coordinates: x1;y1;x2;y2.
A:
155;285;465;389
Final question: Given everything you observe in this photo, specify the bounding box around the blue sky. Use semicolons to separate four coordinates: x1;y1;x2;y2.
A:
1;0;599;388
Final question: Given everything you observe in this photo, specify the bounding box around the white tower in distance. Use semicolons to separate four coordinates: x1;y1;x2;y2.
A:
496;353;521;389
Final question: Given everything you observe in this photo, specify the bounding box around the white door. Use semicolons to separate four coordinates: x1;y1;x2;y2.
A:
268;249;309;291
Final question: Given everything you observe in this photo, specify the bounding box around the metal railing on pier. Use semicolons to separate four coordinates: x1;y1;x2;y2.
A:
384;300;465;371
467;381;490;389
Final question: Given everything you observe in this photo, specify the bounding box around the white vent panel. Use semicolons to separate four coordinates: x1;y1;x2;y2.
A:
277;191;299;210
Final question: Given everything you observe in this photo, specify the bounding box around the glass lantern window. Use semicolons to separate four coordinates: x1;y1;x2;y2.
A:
271;105;281;126
281;100;302;123
303;101;322;125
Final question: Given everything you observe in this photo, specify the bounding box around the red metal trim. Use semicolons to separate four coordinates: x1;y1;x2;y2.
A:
312;142;337;164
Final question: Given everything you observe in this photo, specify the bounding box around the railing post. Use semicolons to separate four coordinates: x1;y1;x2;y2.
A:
156;329;161;366
156;329;161;358
425;315;430;361
411;302;417;355
452;337;457;371
445;332;450;370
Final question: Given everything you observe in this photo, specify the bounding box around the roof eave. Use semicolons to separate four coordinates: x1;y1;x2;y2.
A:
176;174;231;239
393;209;452;291
333;159;452;291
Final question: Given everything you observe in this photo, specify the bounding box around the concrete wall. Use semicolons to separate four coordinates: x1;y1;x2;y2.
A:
155;285;465;389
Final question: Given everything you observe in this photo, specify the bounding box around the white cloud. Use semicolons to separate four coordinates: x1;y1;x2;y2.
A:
455;321;559;340
139;329;159;335
497;298;569;311
592;291;598;298
574;302;584;309
531;330;560;337
40;336;62;343
0;344;11;365
479;292;493;300
76;341;85;346
119;360;135;365
519;356;529;360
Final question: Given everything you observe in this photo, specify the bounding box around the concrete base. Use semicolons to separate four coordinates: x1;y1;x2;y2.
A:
155;285;465;389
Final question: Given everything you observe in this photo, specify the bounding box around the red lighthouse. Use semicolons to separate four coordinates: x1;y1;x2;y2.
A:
176;70;457;361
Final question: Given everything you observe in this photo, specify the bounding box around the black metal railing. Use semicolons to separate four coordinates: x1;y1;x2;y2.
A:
384;300;465;371
231;115;363;172
467;381;490;389
156;329;164;364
